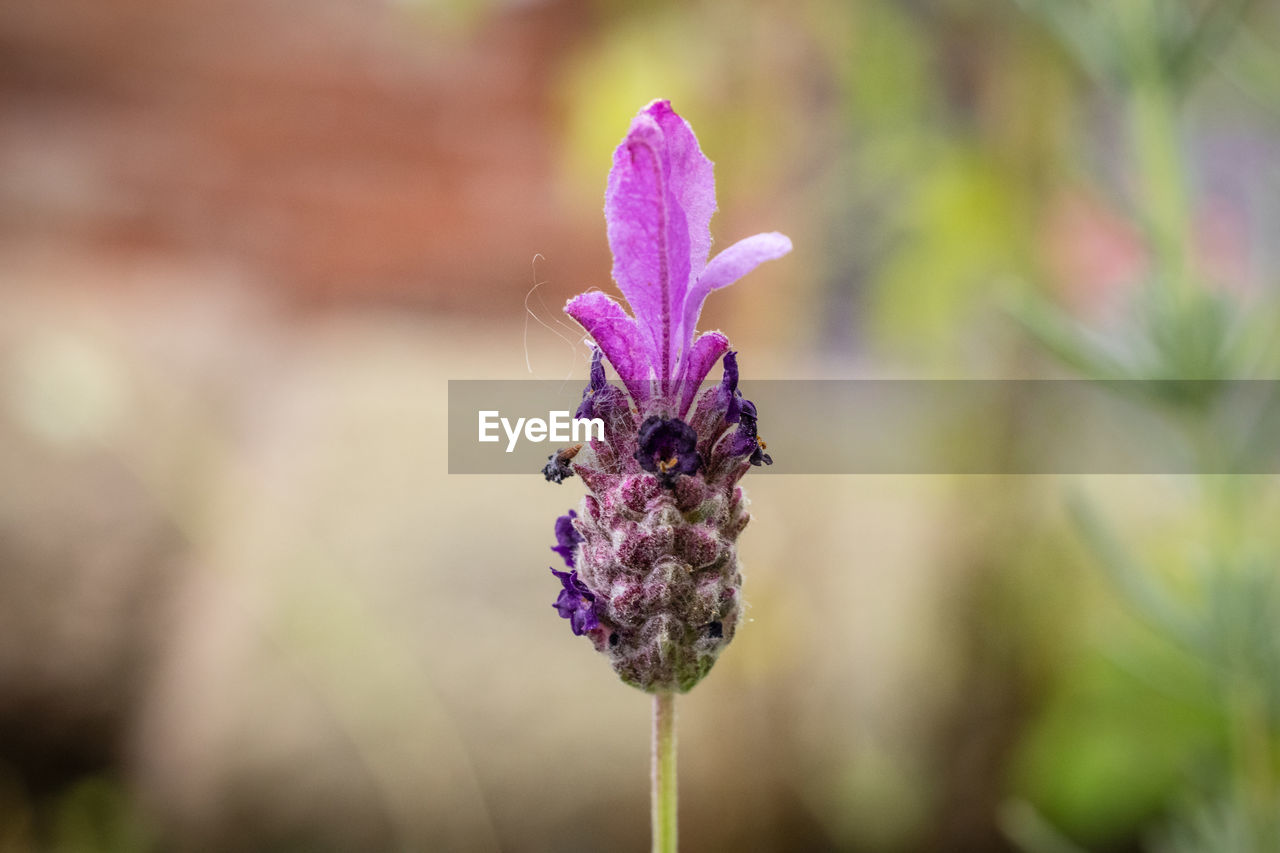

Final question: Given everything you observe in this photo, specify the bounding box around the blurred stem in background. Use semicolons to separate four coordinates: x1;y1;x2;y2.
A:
1014;0;1279;850
1124;3;1192;311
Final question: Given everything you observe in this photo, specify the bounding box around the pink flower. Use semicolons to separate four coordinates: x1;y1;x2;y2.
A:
542;101;789;691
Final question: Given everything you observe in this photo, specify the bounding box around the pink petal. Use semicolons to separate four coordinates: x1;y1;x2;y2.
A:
676;331;729;417
643;100;717;279
605;109;692;389
564;291;653;402
679;232;792;358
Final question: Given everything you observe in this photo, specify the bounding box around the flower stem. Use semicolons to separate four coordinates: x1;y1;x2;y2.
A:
651;691;677;853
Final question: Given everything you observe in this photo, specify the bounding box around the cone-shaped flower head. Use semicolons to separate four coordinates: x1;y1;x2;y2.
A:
543;100;789;693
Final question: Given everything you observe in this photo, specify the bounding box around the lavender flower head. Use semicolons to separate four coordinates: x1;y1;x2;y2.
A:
543;100;790;693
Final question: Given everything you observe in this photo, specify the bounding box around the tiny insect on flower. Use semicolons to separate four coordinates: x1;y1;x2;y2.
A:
542;443;582;484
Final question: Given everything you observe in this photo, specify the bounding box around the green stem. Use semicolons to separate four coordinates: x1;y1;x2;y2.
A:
1131;78;1191;305
651;692;677;853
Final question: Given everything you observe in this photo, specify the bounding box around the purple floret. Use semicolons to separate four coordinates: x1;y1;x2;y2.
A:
718;350;743;424
725;399;772;466
551;568;600;636
551;509;584;567
635;416;702;482
575;348;609;420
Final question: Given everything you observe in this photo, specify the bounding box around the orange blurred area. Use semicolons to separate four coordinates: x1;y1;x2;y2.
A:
0;0;606;311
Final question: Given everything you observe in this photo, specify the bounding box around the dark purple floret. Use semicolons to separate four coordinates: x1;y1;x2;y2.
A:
725;399;772;466
551;509;584;567
719;351;743;424
552;567;600;636
635;415;702;483
575;348;609;420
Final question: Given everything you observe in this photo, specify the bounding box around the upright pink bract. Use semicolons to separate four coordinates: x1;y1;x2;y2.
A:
565;99;791;415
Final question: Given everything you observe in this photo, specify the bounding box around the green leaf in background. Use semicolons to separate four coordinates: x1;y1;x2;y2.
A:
1010;650;1222;848
52;776;155;853
868;149;1026;354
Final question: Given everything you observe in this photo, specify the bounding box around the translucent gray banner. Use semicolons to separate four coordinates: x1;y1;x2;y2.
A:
447;380;1280;474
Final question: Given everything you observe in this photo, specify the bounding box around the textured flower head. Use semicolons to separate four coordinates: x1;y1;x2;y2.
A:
541;100;789;693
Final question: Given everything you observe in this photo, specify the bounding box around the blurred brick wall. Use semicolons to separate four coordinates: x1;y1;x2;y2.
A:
0;0;603;311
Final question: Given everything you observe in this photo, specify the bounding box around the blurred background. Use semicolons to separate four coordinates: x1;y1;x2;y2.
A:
2;0;1280;850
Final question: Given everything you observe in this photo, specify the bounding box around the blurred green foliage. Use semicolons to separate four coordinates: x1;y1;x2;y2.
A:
1004;2;1280;851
